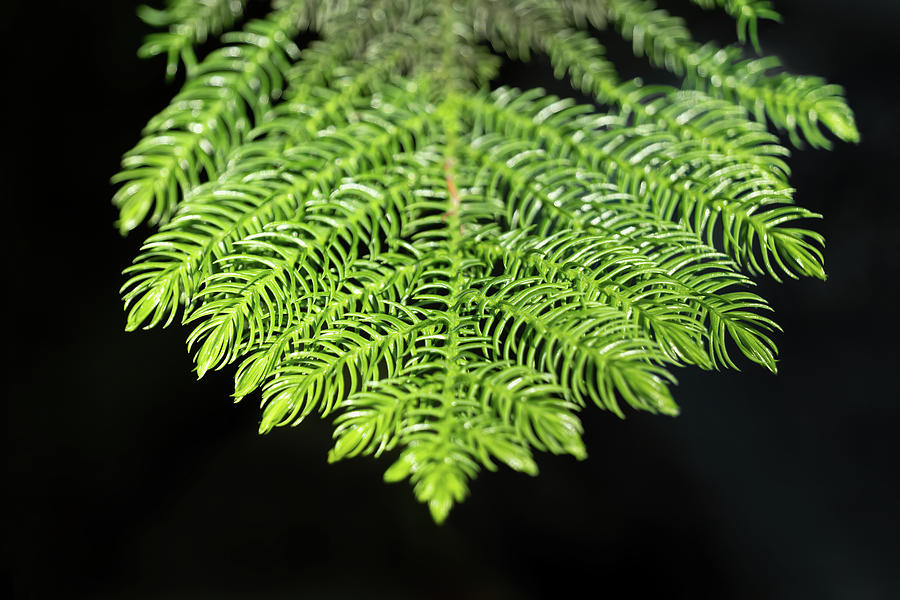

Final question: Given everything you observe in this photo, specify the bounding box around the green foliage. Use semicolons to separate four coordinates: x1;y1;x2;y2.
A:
115;0;856;522
138;0;248;78
690;0;780;51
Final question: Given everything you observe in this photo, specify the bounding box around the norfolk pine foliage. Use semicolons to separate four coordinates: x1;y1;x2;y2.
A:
115;0;857;523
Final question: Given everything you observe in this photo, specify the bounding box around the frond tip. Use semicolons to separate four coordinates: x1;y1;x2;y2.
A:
115;0;854;522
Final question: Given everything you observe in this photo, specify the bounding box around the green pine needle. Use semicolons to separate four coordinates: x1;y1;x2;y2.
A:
115;0;857;523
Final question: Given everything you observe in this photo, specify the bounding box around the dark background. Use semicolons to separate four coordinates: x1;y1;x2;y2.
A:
4;0;899;597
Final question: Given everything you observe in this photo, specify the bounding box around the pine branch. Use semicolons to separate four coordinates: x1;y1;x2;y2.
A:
122;86;435;331
604;0;859;148
467;2;792;182
689;0;780;52
113;0;857;523
540;31;792;182
113;0;316;234
138;0;248;79
459;89;823;282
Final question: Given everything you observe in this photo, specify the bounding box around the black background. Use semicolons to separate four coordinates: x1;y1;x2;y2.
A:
4;0;900;598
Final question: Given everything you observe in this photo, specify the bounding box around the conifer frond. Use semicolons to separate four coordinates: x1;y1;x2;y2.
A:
138;0;248;79
468;3;792;179
115;0;856;522
339;360;581;523
539;31;791;181
459;88;823;282
121;89;434;331
690;0;780;51
114;0;315;234
604;0;859;148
